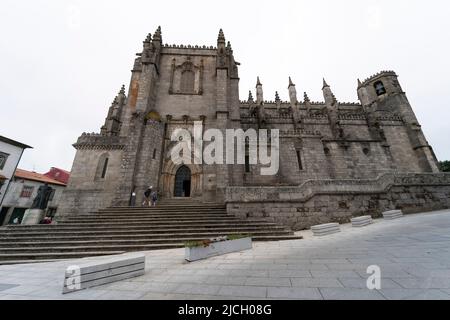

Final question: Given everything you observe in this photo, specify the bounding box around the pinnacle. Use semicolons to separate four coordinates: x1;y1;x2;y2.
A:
275;91;280;102
357;79;362;87
218;28;225;42
256;76;262;87
120;85;126;95
304;92;310;102
288;76;295;87
248;90;254;102
322;78;329;89
144;33;152;43
153;26;162;40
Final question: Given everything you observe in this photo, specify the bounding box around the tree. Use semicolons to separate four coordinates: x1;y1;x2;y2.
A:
439;161;450;172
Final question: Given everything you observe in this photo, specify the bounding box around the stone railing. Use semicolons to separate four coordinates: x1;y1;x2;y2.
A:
226;173;450;204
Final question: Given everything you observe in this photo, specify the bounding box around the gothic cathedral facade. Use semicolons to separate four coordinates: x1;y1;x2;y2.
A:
58;27;444;228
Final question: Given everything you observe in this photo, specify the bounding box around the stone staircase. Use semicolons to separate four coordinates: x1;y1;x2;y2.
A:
0;203;302;264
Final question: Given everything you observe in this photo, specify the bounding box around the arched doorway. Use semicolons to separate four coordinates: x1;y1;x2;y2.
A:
174;166;191;197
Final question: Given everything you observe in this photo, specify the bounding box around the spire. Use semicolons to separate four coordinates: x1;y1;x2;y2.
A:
256;77;263;104
218;28;225;43
357;78;362;87
256;76;262;87
288;76;295;88
322;79;337;106
303;92;310;103
248;90;254;103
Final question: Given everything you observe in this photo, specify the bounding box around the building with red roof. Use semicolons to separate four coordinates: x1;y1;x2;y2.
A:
0;168;67;225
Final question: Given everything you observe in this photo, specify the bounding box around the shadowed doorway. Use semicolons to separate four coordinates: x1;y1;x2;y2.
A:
174;165;191;197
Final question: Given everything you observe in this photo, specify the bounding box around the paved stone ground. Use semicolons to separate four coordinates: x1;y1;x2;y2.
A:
1;209;450;300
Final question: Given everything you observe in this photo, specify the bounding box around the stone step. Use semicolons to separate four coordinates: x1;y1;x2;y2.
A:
0;230;294;242
0;226;289;237
53;220;273;227
0;234;300;248
0;236;302;254
0;251;127;263
56;217;260;224
3;222;282;233
99;206;226;212
60;214;233;220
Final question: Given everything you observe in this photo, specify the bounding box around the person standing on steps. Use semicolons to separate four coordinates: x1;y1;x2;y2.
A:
142;186;152;207
151;189;158;207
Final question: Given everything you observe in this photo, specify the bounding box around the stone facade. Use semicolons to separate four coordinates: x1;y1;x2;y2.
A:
58;27;449;228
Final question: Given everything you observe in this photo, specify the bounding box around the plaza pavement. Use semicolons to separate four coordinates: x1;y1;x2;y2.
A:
1;209;450;300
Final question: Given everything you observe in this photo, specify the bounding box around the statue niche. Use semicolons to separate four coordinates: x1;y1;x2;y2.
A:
169;57;204;95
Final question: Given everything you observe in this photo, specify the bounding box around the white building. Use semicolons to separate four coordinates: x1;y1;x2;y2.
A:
0;169;67;225
0;136;32;220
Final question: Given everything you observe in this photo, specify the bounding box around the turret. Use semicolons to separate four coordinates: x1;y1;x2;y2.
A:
288;77;298;106
256;77;263;104
358;71;439;172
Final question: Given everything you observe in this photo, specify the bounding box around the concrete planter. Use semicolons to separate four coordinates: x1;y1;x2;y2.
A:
185;237;252;262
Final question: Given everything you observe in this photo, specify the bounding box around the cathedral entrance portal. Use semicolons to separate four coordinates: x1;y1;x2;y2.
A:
174;165;191;197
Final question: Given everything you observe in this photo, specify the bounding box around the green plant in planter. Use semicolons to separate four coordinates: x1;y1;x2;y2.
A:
184;235;251;248
227;234;250;241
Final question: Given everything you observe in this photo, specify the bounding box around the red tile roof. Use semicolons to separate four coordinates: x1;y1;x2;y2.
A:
44;167;71;184
14;169;67;186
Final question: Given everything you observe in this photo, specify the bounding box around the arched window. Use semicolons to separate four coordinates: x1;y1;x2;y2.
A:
374;81;386;96
95;153;110;181
181;70;195;93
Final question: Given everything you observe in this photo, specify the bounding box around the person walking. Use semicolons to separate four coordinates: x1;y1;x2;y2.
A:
150;189;158;207
142;186;152;207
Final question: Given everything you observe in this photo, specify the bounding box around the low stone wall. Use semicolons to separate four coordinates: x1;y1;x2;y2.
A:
56;189;116;217
226;173;450;231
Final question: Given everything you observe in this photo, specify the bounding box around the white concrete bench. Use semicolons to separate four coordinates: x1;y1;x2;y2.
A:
351;215;373;227
62;253;145;294
382;210;403;220
311;223;341;236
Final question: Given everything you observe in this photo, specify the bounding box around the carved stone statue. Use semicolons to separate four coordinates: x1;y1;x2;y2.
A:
31;183;54;210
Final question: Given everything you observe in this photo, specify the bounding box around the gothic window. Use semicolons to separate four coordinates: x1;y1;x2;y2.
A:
152;149;157;160
181;70;195;93
0;152;9;170
374;81;386;96
95;153;110;181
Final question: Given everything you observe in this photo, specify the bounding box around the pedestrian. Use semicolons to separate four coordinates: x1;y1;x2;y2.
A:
142;186;152;207
151;189;158;207
130;191;136;207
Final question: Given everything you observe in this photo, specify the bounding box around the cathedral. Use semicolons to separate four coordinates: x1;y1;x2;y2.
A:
58;27;449;230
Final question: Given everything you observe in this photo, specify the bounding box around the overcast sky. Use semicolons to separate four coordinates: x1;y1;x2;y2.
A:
1;0;449;173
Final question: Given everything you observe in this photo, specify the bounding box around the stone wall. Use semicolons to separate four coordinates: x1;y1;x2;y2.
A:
226;173;450;230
